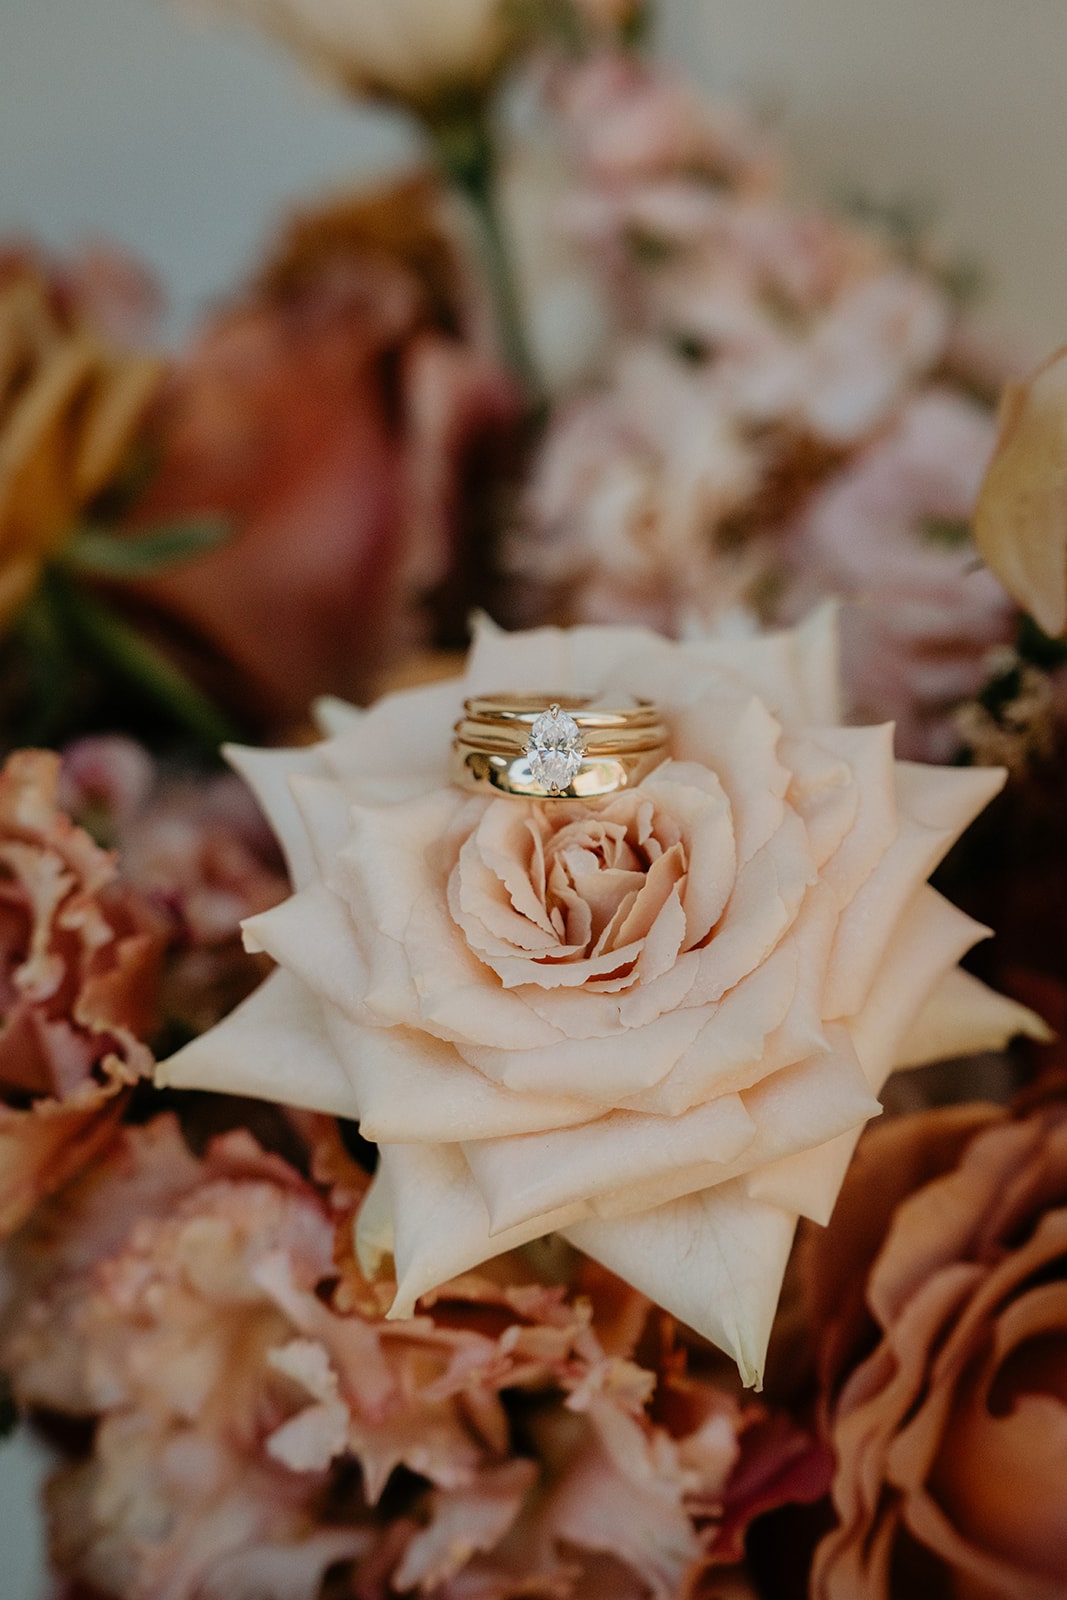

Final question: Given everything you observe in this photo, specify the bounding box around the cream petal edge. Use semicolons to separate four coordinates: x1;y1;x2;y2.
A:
155;968;355;1118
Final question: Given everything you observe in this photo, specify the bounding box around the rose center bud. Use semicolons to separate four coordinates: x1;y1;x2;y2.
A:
533;800;682;970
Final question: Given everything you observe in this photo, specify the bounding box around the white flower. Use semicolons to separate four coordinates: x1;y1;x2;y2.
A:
160;612;1044;1386
197;0;513;109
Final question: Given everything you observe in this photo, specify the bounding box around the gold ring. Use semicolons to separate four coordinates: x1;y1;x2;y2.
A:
451;695;669;800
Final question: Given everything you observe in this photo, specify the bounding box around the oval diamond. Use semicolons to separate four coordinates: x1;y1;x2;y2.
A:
526;705;584;794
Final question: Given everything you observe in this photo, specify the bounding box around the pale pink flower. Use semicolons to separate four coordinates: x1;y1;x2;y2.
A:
784;390;1015;760
0;750;163;1237
516;343;763;631
554;54;778;194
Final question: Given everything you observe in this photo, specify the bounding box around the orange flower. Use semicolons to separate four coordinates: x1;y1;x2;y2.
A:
0;256;163;630
806;1100;1067;1600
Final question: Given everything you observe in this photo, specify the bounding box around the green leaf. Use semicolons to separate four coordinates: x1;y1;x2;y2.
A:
61;517;231;579
52;577;241;750
920;516;972;549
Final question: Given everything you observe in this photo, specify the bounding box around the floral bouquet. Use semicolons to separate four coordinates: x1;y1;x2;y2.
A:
3;3;1067;1598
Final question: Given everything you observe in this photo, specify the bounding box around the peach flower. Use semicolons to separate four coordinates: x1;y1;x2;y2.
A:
3;1116;784;1599
806;1099;1067;1600
160;612;1042;1386
0;749;163;1236
974;344;1067;638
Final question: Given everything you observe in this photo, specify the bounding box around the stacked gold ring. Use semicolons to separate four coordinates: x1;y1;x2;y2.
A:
451;694;669;800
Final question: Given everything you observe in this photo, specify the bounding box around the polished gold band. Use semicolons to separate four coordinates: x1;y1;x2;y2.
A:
451;694;669;800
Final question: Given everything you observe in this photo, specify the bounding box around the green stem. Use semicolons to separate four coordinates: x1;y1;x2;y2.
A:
431;104;542;401
51;575;241;750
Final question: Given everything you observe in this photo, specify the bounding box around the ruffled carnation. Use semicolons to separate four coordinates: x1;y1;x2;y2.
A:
2;1116;809;1600
805;1098;1067;1600
0;749;163;1235
61;735;289;1033
161;613;1043;1386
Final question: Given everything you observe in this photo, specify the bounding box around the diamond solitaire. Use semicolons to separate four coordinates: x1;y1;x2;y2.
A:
526;705;585;794
451;695;668;799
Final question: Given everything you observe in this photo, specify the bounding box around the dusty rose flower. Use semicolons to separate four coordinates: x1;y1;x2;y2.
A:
3;1116;794;1600
61;735;288;1032
974;344;1067;638
161;612;1041;1385
0;749;163;1236
805;1099;1067;1600
515;343;762;630
783;390;1015;760
125;189;521;728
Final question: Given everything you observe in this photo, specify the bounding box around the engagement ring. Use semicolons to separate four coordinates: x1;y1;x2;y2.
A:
451;694;669;799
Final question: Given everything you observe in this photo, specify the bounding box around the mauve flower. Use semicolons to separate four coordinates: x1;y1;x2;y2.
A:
61;735;289;1032
160;611;1042;1385
805;1099;1067;1600
3;1116;794;1599
515;343;762;631
783;390;1015;761
196;0;515;114
126;189;521;728
0;749;163;1236
974;344;1067;638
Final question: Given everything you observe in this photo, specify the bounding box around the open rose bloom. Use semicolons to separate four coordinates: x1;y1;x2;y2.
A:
804;1099;1067;1600
161;613;1042;1385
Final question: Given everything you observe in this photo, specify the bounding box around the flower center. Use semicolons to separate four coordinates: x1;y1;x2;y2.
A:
526;705;585;795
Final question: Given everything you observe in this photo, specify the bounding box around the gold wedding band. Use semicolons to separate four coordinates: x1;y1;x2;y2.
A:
451;694;669;800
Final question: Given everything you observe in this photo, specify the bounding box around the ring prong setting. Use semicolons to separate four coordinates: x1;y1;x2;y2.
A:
525;704;585;795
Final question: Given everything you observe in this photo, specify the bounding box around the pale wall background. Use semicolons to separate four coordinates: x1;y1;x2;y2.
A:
1;0;1066;349
1;0;1066;1592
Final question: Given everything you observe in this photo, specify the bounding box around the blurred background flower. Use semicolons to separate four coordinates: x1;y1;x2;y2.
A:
803;1094;1067;1600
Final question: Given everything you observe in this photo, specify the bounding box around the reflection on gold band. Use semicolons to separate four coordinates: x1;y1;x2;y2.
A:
451;694;669;800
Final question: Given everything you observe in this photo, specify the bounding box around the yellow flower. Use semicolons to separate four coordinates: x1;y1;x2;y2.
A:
974;345;1067;637
0;265;163;631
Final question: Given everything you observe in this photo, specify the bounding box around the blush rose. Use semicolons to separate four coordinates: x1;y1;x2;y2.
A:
162;612;1041;1384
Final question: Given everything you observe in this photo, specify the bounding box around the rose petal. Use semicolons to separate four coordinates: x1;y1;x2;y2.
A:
156;968;353;1116
566;1182;798;1389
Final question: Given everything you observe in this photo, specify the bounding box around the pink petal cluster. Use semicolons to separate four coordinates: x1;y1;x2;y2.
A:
0;749;163;1237
513;49;1021;756
62;736;290;1033
2;1115;807;1600
804;1098;1067;1600
516;343;762;630
783;391;1015;761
